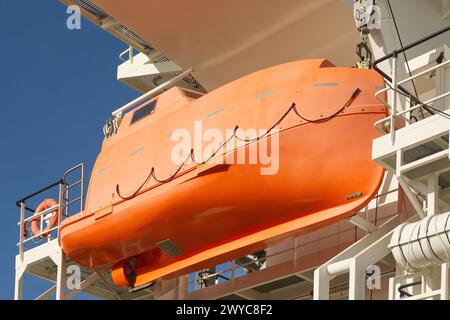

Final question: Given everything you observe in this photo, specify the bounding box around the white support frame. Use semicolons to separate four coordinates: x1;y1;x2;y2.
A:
389;263;450;300
349;214;377;233
64;273;100;300
14;239;125;300
314;215;400;300
14;239;66;300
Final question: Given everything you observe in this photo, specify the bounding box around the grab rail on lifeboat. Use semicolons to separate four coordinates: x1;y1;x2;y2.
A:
15;163;85;260
111;68;193;118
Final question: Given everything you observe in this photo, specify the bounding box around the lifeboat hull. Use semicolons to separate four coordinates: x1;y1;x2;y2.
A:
59;59;387;288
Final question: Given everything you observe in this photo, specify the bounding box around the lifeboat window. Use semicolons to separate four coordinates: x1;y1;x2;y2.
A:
130;100;157;125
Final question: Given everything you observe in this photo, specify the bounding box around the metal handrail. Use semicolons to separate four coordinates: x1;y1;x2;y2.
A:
16;180;64;212
396;60;450;87
63;163;85;212
18;224;61;245
119;46;134;63
373;25;450;98
16;204;59;225
372;26;450;139
16;163;85;258
65;180;82;192
111;68;193;117
62;196;82;211
374;83;450;134
373;26;450;143
376;60;450;96
374;91;450;134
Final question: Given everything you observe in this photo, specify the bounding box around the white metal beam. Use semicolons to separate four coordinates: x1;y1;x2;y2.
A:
399;150;449;175
49;249;66;300
348;259;366;300
295;269;315;283
95;271;122;300
349;215;377;233
403;290;441;300
314;215;400;300
441;263;449;299
427;174;439;216
397;176;426;218
64;273;101;300
14;265;26;300
36;286;57;301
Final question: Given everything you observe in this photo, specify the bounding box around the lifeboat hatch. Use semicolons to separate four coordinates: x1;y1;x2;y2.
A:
156;239;183;257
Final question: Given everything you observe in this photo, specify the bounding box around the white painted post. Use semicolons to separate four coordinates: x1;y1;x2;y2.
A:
441;263;449;300
14;265;25;300
395;149;402;177
36;285;57;300
129;46;134;64
313;267;330;300
53;250;66;300
19;202;25;261
388;277;396;300
424;267;439;299
16;202;26;300
390;55;398;145
349;259;366;300
427;174;438;216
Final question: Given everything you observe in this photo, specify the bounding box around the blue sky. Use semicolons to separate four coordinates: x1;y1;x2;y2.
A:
0;1;137;299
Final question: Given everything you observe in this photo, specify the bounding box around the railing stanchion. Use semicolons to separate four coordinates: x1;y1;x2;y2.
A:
16;163;85;254
129;46;134;64
81;164;85;211
372;26;450;137
19;202;25;261
390;54;397;145
57;181;64;239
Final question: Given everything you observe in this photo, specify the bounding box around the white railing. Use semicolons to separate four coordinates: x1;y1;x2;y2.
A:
389;263;450;300
372;26;450;144
373;57;450;143
111;68;193;118
16;164;85;260
119;46;135;63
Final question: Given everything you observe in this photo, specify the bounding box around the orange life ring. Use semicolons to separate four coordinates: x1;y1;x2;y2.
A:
29;199;59;238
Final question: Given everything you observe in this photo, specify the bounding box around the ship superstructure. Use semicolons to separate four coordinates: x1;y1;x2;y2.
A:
14;0;450;300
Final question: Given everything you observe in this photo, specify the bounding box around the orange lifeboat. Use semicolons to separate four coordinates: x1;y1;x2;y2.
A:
59;59;387;288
